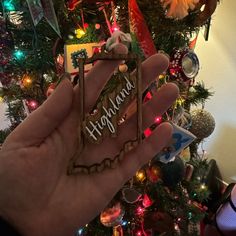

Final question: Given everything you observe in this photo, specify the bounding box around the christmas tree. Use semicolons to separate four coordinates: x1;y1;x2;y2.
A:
0;0;220;235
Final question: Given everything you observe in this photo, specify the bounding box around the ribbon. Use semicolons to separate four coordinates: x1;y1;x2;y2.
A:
128;0;157;58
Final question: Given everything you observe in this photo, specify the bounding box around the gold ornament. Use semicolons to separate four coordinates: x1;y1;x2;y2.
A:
189;109;215;140
0;96;3;103
118;64;128;73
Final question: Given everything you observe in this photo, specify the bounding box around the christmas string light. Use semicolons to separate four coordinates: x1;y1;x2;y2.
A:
3;0;15;11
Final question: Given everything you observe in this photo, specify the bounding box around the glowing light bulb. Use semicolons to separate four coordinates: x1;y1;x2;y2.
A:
200;184;206;190
27;100;39;110
122;221;128;226
3;0;15;11
155;116;162;124
22;75;32;87
77;229;83;235
136;231;142;236
136;206;145;215
14;50;24;60
75;29;86;39
144;128;152;137
112;25;120;32
136;169;146;182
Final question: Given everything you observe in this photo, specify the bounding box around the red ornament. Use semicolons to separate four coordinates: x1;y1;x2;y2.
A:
169;48;199;82
143;91;152;103
142;194;153;208
147;165;162;183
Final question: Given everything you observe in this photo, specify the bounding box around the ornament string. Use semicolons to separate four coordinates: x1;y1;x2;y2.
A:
80;9;85;30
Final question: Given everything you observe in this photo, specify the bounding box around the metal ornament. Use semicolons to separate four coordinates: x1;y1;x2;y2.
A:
169;48;199;82
68;51;142;175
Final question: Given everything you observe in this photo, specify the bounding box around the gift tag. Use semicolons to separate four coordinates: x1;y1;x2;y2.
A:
155;123;196;163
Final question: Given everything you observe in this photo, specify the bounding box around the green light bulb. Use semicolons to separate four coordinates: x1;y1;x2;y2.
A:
3;0;15;11
14;50;25;60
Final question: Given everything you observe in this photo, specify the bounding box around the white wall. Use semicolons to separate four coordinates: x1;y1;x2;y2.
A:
195;0;236;183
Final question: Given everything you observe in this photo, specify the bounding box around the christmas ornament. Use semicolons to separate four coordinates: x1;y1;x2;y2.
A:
106;31;132;51
169;48;199;82
189;109;215;140
55;54;65;76
142;194;153;208
159;156;185;187
26;0;61;36
161;0;200;19
68;50;142;175
148;165;162;183
129;0;157;58
122;187;142;204
64;43;101;75
154;123;196;163
185;163;194;181
100;202;125;227
118;64;128;73
71;49;88;69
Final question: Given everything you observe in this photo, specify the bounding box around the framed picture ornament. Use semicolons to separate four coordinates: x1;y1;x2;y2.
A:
68;51;142;175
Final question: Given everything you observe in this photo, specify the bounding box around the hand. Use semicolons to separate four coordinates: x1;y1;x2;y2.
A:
0;44;178;236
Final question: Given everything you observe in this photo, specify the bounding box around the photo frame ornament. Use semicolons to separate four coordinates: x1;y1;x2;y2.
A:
68;51;142;175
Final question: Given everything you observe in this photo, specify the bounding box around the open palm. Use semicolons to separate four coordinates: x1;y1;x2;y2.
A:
0;44;178;236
